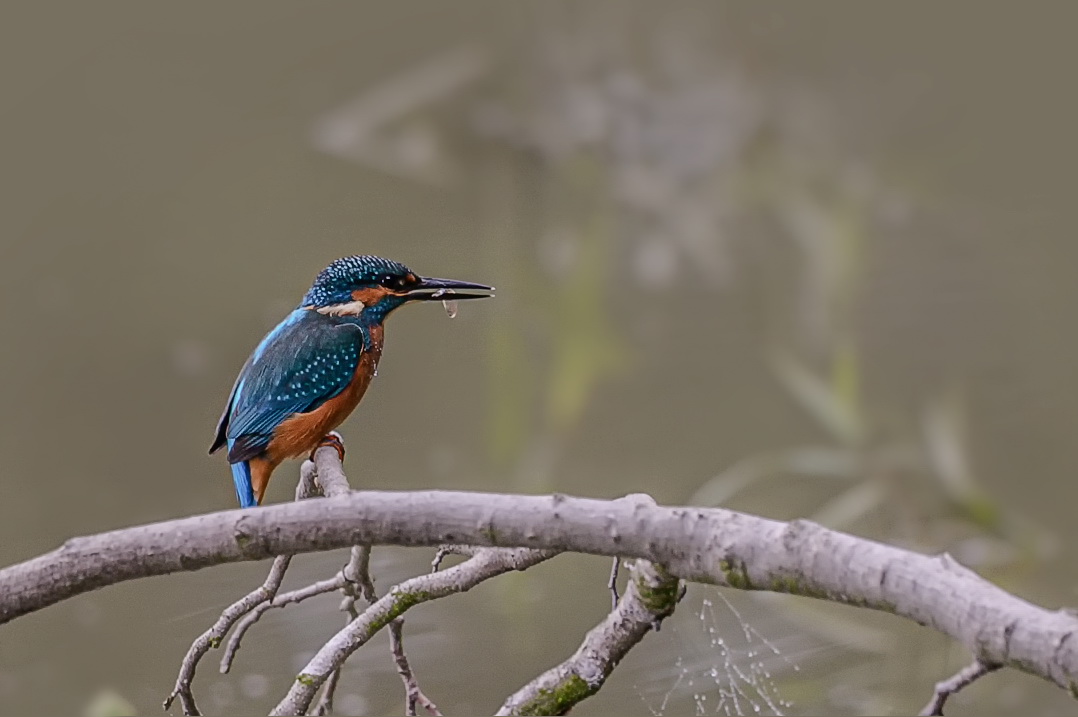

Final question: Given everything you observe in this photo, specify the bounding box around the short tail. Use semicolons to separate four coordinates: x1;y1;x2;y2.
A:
231;461;256;508
228;439;257;508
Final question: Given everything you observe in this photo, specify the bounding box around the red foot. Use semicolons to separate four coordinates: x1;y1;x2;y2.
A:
311;431;346;463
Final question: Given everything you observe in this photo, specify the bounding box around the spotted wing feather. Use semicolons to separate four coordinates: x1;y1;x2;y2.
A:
213;310;365;464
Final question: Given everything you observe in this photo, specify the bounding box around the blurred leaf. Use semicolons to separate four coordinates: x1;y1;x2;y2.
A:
689;447;861;507
544;203;628;431
83;689;136;717
809;478;886;530
922;388;1001;531
486;317;535;469
962;494;1003;533
478;148;537;471
781;446;863;478
832;185;869;316
546;327;626;430
689;458;769;507
771;351;864;446
831;337;861;427
311;46;488;185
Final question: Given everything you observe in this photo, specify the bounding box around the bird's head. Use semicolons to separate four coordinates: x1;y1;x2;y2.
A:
300;255;493;321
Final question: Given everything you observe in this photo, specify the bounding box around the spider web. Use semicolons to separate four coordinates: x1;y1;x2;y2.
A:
634;588;802;716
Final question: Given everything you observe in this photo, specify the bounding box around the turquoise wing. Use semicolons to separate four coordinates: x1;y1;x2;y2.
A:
211;310;365;463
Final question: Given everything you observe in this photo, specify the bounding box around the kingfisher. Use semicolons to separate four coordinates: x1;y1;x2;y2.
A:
210;255;493;507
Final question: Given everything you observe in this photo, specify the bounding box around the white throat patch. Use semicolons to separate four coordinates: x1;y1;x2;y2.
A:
315;300;366;317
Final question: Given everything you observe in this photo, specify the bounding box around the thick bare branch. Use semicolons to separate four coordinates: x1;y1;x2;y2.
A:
272;547;557;716
4;481;1078;701
498;560;681;715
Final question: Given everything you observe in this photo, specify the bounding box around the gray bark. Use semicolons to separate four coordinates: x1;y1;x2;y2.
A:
1;489;1077;700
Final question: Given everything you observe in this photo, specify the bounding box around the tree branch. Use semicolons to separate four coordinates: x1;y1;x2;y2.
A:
497;559;682;715
4;482;1078;704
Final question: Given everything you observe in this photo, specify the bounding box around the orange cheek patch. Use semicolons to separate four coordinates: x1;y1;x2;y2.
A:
352;286;391;305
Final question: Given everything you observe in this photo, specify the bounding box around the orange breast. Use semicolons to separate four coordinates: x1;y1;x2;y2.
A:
266;325;384;462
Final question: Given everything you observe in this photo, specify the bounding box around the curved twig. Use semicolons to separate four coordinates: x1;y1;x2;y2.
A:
163;555;292;715
920;659;1000;716
389;618;443;716
219;572;346;673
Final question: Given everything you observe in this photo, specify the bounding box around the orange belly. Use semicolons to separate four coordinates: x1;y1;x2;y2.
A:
266;329;383;464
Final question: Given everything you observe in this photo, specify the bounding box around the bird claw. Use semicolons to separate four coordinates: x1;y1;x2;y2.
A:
312;431;346;463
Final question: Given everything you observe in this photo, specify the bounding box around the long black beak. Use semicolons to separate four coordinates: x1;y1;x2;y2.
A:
407;276;495;301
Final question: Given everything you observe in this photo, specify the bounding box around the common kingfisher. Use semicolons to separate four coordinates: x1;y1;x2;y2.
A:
210;255;493;507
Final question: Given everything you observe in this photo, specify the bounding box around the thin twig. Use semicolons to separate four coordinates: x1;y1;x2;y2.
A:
347;545;376;604
920;659;1000;716
219;573;346;673
307;546;372;714
432;545;478;572
346;542;441;715
292;449;371;715
390;618;443;716
273;547;557;716
163;556;293;715
311;667;342;716
303;439;368;712
220;459;357;673
608;556;621;609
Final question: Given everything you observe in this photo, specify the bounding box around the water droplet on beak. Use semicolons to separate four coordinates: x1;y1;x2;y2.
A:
433;288;458;319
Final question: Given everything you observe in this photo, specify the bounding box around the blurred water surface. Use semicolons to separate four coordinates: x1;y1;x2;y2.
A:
2;3;1078;715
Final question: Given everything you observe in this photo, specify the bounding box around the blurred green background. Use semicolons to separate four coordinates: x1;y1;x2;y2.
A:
2;2;1078;715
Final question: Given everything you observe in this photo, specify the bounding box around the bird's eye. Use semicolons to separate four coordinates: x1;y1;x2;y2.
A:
379;274;411;290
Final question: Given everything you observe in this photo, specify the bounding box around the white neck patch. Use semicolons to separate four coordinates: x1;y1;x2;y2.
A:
315;300;366;317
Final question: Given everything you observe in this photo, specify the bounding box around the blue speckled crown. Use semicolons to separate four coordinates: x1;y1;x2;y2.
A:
301;255;413;307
